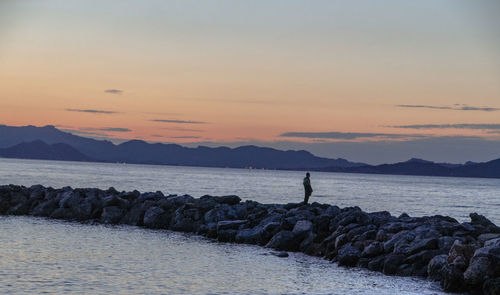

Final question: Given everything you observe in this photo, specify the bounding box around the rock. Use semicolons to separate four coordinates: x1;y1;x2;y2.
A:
362;241;384;258
335;234;349;250
383;230;409;253
59;192;82;209
485;237;500;248
367;255;386;272
143;207;168;229
440;265;466;292
407;238;438;255
31;199;58;217
447;240;476;265
170;207;200;232
102;195;129;209
483;278;500;295
478;233;500;244
100;206;123;224
236;226;264;244
266;231;297;251
464;256;492;286
212;195;241;205
376;230;387;242
383;254;406;275
217;229;238;242
217;220;247;231
271;251;289;258
427;254;447;281
337;243;361;267
292;220;313;240
463;246;500;287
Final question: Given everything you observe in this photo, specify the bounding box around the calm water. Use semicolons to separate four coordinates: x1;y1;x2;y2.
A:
1;158;498;294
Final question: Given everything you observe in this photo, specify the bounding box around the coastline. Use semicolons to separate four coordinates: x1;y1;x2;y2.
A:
1;184;499;294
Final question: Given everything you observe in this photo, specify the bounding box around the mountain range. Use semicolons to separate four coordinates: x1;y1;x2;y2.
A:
0;125;499;178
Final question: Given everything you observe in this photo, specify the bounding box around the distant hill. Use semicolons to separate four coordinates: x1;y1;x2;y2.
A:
0;140;90;161
1;125;499;178
0;125;364;169
317;158;500;179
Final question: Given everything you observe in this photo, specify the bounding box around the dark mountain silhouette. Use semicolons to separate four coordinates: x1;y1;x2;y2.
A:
1;125;499;178
0;140;90;161
317;158;500;179
0;125;363;169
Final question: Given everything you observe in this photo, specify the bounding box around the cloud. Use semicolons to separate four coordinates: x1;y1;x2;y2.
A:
104;89;123;94
66;108;118;114
152;119;207;124
396;104;499;112
279;131;423;140
94;127;131;132
392;124;500;130
160;127;203;132
171;136;201;139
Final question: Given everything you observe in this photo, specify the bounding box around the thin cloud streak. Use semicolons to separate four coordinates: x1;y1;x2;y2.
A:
396;104;500;112
152;119;207;124
171;136;201;139
280;131;424;140
104;89;123;94
93;127;132;132
392;124;500;130
66;108;118;114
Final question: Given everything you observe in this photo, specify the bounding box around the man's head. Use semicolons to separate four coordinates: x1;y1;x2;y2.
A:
306;172;310;178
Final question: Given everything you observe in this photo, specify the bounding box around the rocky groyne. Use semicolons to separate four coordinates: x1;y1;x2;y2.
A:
1;184;499;294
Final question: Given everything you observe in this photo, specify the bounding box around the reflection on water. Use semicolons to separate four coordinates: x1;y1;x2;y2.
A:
0;216;447;295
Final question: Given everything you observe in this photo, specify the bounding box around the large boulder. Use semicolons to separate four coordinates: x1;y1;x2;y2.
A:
427;254;447;281
292;220;313;240
464;246;500;287
383;253;406;275
100;206;123;224
266;231;297;251
483;278;500;295
440;265;466;292
362;241;384;258
143;206;169;229
31;199;58;217
337;243;361;267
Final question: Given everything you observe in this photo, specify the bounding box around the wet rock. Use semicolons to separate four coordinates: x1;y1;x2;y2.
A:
31;199;58;217
217;220;247;231
100;206;123;224
266;231;297;251
212;195;241;205
292;220;313;240
407;238;438;255
271;251;289;258
143;206;168;229
483;278;500;295
383;253;406;275
362;241;384;258
337;243;361;267
427;254;447;281
103;195;129;209
440;265;466;292
217;229;238;242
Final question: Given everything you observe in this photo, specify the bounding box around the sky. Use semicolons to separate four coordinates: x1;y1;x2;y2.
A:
1;0;499;164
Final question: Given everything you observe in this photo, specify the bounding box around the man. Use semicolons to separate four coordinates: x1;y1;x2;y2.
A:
303;172;313;204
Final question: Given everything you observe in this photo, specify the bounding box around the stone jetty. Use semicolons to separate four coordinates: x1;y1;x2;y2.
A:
1;184;499;294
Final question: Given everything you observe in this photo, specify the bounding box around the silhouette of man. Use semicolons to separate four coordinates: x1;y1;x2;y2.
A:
303;172;313;204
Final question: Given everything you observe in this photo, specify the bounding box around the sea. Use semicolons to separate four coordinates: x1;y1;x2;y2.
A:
1;158;499;294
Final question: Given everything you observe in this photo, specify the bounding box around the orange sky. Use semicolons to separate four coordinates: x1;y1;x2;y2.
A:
1;1;499;146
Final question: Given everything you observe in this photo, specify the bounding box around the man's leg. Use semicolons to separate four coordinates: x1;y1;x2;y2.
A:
304;192;310;204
